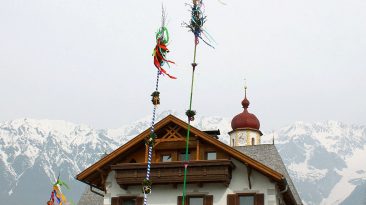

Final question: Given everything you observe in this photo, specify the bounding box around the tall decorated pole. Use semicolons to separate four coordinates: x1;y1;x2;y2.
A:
182;1;214;205
142;6;175;205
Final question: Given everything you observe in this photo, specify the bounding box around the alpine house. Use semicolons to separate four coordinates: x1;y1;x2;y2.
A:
76;88;302;205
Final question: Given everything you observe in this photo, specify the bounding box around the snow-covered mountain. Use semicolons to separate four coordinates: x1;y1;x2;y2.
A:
0;112;365;205
266;121;366;205
0;118;120;204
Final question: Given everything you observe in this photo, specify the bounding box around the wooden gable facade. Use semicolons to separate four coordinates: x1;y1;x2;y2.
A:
76;115;297;205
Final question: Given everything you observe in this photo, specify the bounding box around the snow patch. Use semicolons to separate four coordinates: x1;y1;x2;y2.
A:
321;144;366;205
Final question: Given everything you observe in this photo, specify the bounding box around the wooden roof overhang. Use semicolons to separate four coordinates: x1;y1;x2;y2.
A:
76;115;295;204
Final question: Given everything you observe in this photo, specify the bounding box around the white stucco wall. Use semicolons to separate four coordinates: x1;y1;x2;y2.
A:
103;159;281;205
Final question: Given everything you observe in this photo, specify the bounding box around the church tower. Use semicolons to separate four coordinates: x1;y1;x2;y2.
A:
229;86;262;146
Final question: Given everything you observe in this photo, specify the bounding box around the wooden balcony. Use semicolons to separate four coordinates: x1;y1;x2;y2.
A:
111;160;234;188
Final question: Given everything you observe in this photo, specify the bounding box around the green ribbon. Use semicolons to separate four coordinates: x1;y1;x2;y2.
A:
54;179;70;190
156;26;169;44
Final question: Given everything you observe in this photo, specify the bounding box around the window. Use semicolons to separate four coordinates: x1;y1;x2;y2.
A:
206;152;217;160
111;196;143;205
178;195;213;205
189;196;204;205
161;154;172;162
123;199;136;205
227;193;264;205
251;138;255;145
179;151;190;161
239;196;254;205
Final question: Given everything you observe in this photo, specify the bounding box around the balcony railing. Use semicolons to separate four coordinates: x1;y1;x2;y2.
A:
111;160;234;188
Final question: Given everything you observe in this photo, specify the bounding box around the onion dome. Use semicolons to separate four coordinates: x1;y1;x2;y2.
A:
231;88;260;130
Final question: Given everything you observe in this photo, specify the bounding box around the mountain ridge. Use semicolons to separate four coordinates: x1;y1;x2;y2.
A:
0;112;365;205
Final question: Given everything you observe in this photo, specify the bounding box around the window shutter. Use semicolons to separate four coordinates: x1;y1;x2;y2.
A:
178;196;183;205
227;194;236;205
136;197;144;205
111;197;119;205
205;195;213;205
255;193;264;205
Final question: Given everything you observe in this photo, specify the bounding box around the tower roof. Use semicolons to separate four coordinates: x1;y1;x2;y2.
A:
231;87;260;130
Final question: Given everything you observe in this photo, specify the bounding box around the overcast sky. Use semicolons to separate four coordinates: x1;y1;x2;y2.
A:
0;0;365;131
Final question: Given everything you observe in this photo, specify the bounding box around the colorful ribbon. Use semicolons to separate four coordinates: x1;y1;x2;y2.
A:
47;177;69;205
153;26;176;79
185;0;215;48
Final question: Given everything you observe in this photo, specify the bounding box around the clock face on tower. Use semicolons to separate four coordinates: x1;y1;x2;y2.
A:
237;132;246;145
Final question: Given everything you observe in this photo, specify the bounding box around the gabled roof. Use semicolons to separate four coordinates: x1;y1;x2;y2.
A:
76;115;285;190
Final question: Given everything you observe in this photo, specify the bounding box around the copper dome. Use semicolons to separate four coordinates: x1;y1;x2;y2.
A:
231;92;260;130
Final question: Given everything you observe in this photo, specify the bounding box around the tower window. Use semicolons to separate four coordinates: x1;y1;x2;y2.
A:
251;138;255;145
